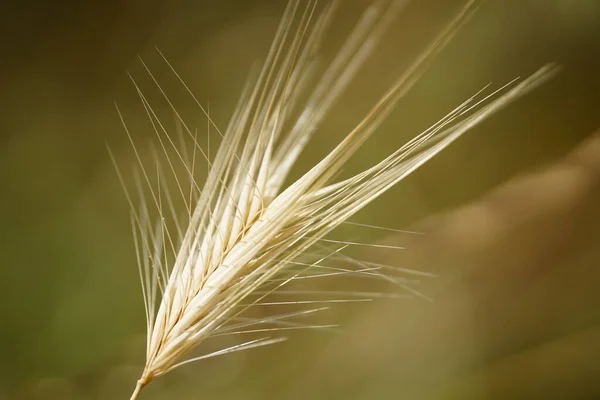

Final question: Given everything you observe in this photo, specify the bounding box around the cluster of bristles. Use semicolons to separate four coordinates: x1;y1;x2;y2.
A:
108;1;557;398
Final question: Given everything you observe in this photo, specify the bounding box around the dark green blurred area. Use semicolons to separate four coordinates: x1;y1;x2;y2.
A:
1;0;599;399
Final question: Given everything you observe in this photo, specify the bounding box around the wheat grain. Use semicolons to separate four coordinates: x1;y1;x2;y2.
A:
110;1;558;398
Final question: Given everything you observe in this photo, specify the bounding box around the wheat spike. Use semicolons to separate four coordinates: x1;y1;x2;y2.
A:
111;1;558;398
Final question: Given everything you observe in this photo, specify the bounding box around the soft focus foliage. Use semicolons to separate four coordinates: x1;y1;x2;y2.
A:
1;0;599;399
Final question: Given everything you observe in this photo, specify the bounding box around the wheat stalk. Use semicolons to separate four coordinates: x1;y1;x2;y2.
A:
110;1;558;398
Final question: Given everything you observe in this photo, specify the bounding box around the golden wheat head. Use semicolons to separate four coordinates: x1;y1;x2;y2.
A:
108;1;558;398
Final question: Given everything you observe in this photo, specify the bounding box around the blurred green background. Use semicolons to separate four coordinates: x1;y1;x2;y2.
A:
1;0;599;399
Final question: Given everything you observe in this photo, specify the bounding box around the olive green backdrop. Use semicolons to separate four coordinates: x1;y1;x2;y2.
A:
1;0;599;399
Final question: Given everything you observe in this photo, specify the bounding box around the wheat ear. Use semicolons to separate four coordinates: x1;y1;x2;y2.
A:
110;1;558;398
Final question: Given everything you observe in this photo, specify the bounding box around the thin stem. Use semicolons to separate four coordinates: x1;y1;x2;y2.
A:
130;379;145;400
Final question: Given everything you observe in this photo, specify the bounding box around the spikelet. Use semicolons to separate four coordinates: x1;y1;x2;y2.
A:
110;1;558;398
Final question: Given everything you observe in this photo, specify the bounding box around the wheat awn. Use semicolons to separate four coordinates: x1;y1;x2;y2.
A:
108;1;558;398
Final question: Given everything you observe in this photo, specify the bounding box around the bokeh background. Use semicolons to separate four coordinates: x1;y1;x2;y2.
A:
1;0;599;399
